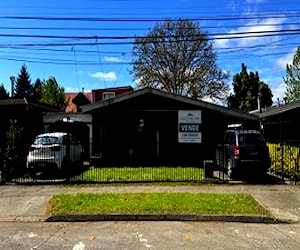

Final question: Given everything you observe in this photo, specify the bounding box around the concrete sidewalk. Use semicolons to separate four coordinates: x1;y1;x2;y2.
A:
0;184;299;223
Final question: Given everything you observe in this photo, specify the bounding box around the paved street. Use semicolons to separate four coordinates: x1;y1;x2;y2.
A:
0;221;299;249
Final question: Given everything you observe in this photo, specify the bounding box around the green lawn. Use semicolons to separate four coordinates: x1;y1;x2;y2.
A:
71;166;205;182
49;192;270;216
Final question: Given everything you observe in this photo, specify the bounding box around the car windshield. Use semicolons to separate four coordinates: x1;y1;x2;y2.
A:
238;134;265;146
34;136;59;145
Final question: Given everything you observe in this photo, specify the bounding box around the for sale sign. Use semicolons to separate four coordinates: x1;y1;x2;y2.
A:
178;110;202;143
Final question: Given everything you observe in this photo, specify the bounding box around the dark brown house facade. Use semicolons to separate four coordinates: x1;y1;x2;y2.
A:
258;100;300;141
82;87;260;166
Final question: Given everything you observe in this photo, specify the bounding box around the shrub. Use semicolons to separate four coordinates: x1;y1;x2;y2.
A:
267;142;300;180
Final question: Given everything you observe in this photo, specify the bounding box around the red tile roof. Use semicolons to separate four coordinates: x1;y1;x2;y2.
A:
65;92;92;113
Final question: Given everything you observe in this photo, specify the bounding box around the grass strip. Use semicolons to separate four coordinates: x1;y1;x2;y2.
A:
49;192;270;216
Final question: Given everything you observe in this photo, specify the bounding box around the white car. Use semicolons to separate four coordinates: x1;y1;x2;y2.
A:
26;132;84;174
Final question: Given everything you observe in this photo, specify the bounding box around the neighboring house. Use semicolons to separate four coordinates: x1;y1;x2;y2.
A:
65;86;134;113
91;85;134;102
49;86;134;156
81;87;260;166
258;100;300;141
0;98;60;156
65;91;92;113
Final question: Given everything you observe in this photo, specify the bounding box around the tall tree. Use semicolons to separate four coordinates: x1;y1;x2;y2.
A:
283;46;300;102
0;84;9;99
40;76;68;110
227;63;273;112
14;64;34;99
132;19;229;101
33;78;43;101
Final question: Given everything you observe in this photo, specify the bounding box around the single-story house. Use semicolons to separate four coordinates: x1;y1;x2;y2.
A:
80;87;260;166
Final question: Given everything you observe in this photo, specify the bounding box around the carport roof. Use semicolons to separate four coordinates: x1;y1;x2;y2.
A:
81;87;258;121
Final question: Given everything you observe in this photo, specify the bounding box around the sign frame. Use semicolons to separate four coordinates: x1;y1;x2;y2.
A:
178;110;202;143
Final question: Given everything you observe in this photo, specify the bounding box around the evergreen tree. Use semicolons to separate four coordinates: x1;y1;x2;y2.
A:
0;84;9;99
227;63;273;112
283;47;300;102
14;64;34;99
33;78;43;102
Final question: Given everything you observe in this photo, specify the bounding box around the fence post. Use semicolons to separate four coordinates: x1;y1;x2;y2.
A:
280;141;284;180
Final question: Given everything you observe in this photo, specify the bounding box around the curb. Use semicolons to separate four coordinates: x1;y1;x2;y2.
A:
45;214;289;224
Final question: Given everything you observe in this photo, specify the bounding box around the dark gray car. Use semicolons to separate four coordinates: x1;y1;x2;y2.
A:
216;129;271;178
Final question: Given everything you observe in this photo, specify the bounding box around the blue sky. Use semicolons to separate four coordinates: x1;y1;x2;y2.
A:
0;0;299;104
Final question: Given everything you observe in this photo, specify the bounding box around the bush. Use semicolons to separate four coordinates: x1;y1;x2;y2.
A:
267;142;300;180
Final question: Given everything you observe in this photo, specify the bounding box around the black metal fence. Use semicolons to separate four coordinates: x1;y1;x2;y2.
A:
0;140;225;184
0;139;299;185
267;140;300;183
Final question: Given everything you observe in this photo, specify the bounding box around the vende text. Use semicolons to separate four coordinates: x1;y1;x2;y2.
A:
179;123;200;132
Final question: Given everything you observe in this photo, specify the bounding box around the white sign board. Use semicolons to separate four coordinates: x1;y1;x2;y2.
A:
178;110;202;143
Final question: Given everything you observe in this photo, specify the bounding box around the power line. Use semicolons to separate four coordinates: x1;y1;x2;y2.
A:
0;48;294;65
1;31;300;48
0;28;298;40
0;13;299;22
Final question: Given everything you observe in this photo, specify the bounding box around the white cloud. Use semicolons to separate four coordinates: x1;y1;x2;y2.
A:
89;71;118;81
104;56;124;62
214;38;230;49
270;80;286;102
275;50;295;70
216;17;287;48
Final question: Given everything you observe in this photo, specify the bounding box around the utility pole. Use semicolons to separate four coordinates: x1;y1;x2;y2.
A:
9;76;15;97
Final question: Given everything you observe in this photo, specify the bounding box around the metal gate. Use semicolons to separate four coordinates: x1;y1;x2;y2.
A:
267;140;300;183
1;138;298;184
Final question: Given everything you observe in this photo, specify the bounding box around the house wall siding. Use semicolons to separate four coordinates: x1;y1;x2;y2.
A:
90;95;259;166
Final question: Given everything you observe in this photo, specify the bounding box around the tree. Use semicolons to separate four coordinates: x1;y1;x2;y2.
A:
0;84;9;99
33;78;43;101
227;63;273;112
40;76;68;110
259;82;273;108
131;19;229;101
283;46;300;102
14;64;34;99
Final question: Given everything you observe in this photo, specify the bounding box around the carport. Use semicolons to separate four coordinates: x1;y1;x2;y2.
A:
43;113;92;158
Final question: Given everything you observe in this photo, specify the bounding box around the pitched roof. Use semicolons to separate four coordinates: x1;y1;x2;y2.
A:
92;85;134;92
0;97;60;111
258;100;300;119
0;98;29;105
81;87;258;120
65;92;92;113
72;92;91;105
